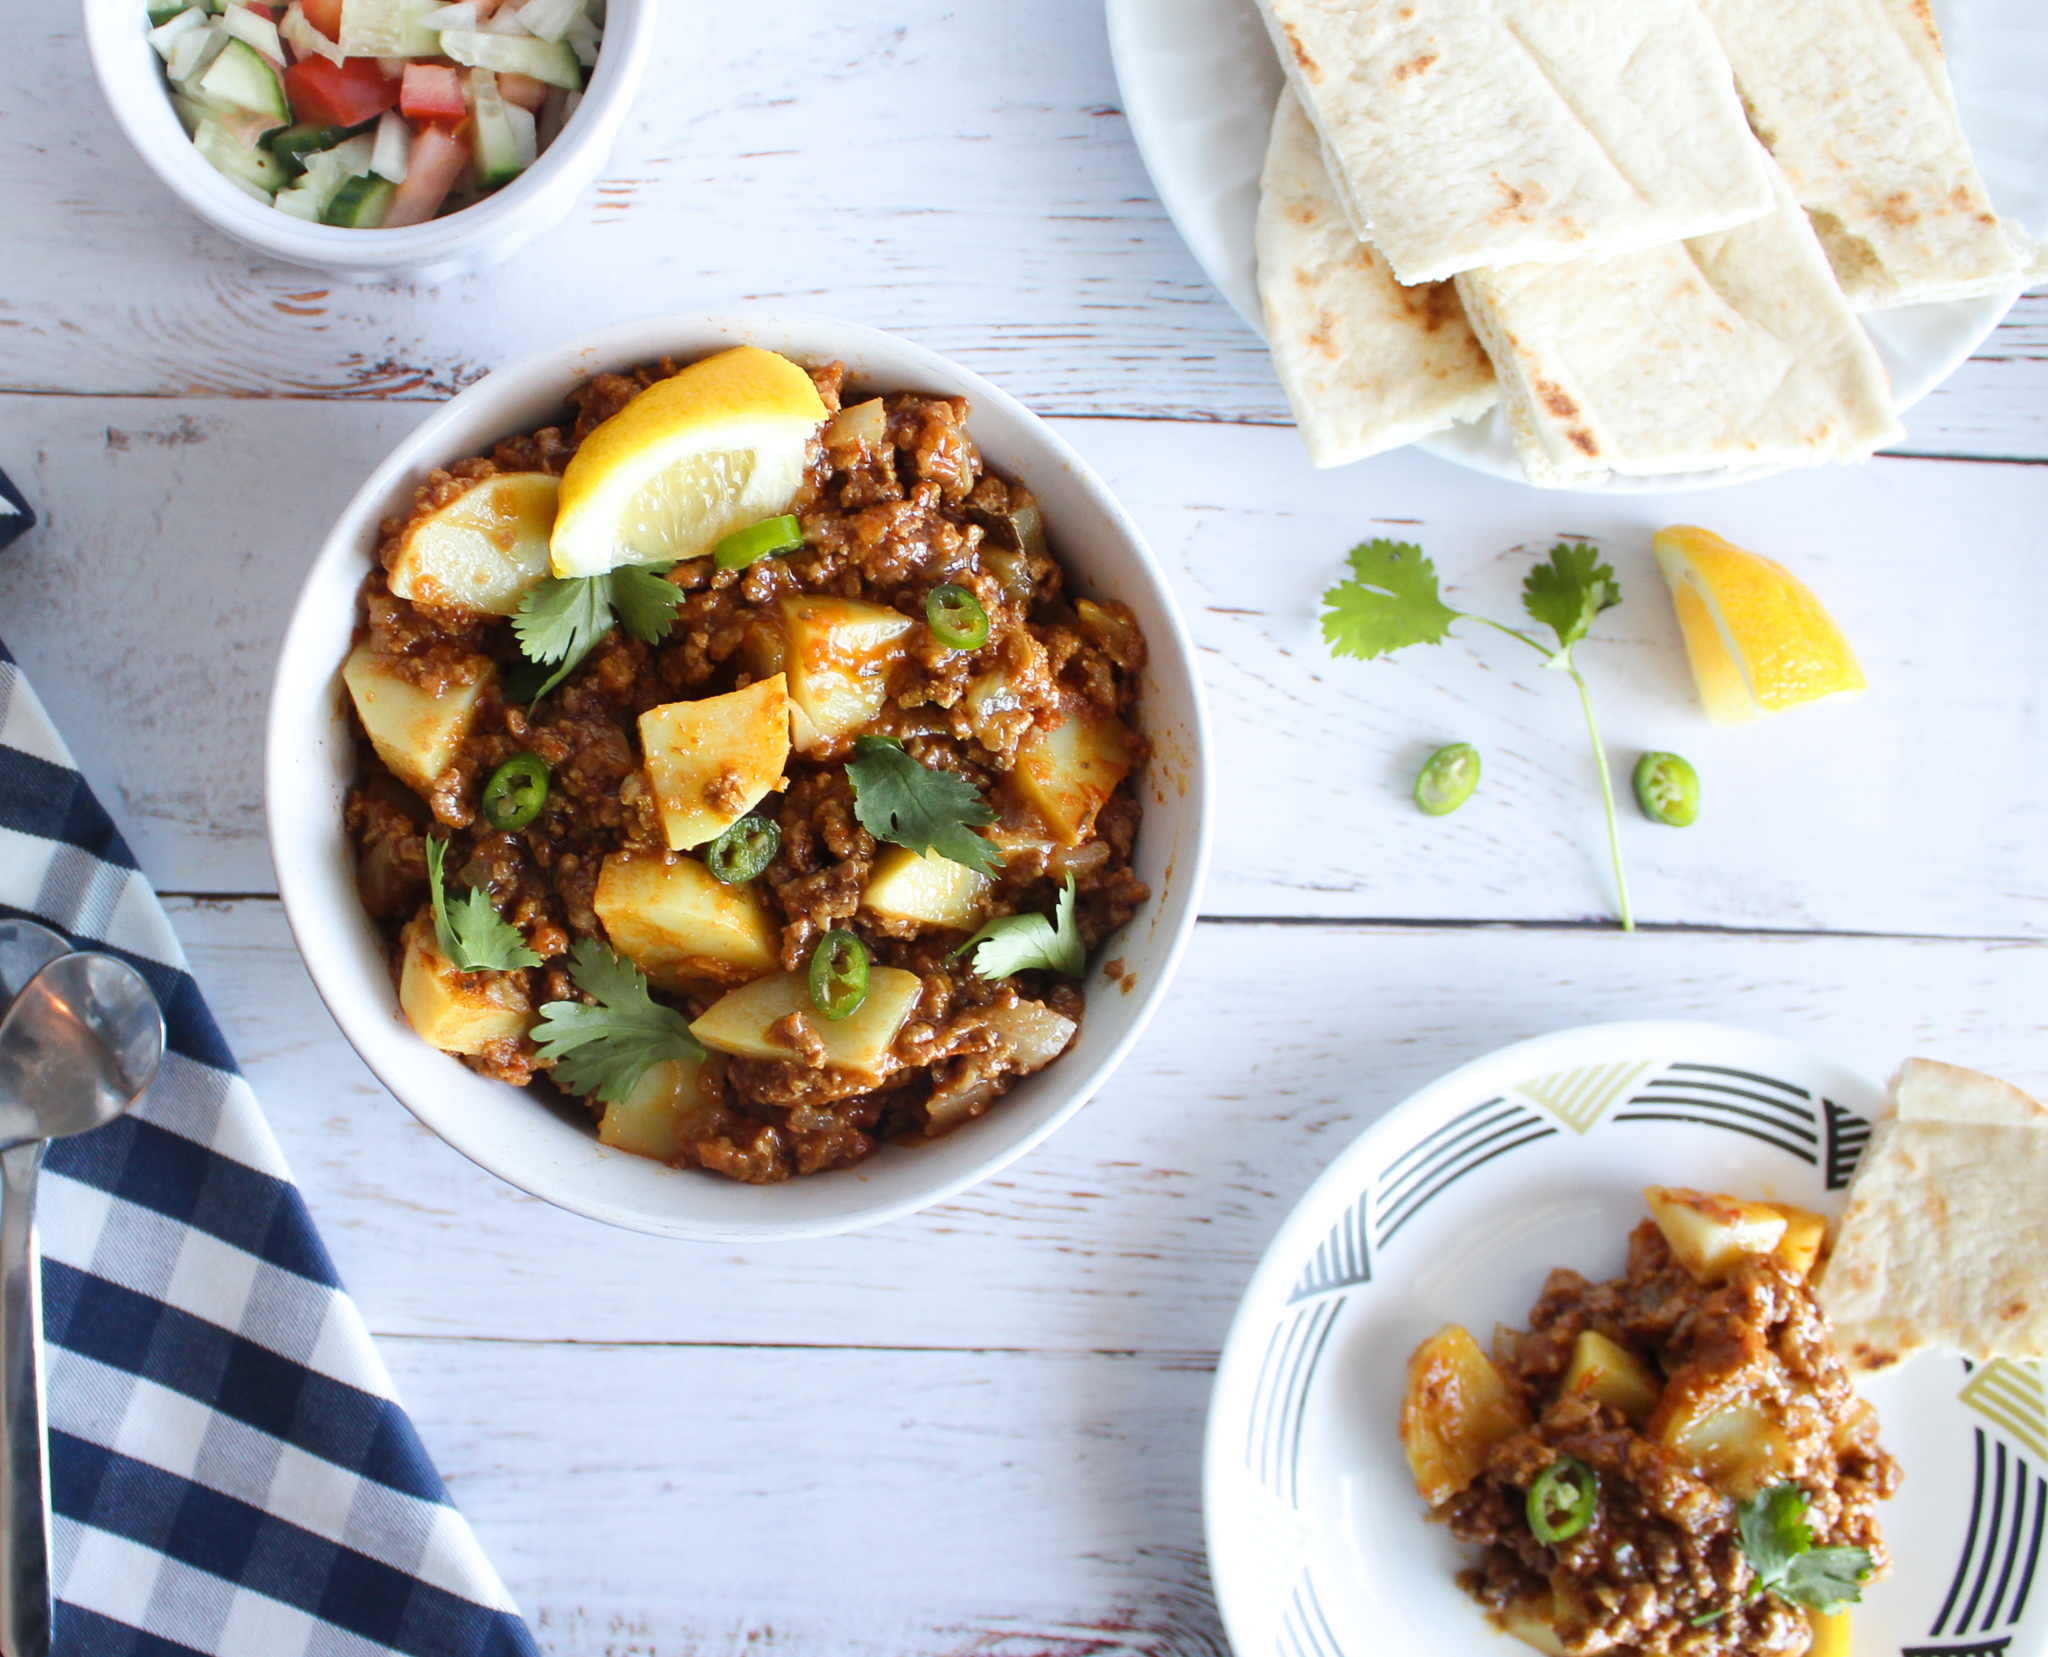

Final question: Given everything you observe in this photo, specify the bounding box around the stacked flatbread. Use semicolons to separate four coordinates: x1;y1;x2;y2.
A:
1819;1059;2048;1371
1250;0;2041;483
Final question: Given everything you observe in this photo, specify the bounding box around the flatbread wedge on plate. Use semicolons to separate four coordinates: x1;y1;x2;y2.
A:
1697;0;2042;309
1253;0;1776;285
1255;87;1497;468
1454;161;1904;486
1820;1058;2048;1372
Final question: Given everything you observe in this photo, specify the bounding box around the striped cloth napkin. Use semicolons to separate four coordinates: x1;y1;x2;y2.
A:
0;630;538;1655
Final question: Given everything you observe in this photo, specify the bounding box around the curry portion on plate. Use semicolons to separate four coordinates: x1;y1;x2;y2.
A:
341;346;1150;1183
1402;1188;1898;1656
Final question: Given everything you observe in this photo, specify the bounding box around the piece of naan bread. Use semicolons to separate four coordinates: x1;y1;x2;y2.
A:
1252;0;1776;285
1256;88;1498;468
1697;0;2041;309
1819;1059;2048;1371
1454;161;1902;486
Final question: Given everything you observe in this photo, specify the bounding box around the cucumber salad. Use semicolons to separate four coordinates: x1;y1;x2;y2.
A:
145;0;599;226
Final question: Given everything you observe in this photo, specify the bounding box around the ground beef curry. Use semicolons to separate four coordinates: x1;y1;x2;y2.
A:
1401;1189;1898;1657
341;354;1150;1184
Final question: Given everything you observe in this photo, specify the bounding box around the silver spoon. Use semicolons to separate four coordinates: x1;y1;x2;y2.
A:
0;924;66;1012
0;954;163;1657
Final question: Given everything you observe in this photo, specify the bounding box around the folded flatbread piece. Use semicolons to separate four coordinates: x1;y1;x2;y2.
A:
1819;1058;2048;1371
1253;0;1776;285
1697;0;2039;309
1454;162;1903;486
1256;89;1498;468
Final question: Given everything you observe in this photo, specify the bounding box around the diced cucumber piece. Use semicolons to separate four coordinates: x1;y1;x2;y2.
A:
438;28;580;89
275;133;372;218
468;70;524;187
263;121;349;176
322;172;396;226
169;92;211;137
337;0;438;57
192;117;286;193
563;10;597;66
148;0;189;22
511;0;581;44
194;37;288;121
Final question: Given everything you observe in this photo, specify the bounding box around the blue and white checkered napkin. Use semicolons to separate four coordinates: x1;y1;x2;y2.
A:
0;636;539;1656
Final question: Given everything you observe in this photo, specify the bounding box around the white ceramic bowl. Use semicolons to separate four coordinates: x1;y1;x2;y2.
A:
266;312;1213;1240
81;0;654;283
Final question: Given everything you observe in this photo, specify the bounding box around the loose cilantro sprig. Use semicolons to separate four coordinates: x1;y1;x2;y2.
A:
530;938;706;1103
1320;538;1634;931
510;564;688;702
845;736;1002;878
1694;1485;1874;1624
425;837;542;972
955;875;1084;979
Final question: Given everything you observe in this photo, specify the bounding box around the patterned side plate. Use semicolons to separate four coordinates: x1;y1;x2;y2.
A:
1204;1021;2047;1657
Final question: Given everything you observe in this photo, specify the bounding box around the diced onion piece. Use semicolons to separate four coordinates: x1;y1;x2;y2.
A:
564;10;597;63
417;0;476;24
279;2;346;62
370;107;412;180
822;396;886;454
981;998;1076;1071
383;120;471;226
220;3;284;60
149;7;209;60
166;23;223;84
505;96;537;166
513;0;581;43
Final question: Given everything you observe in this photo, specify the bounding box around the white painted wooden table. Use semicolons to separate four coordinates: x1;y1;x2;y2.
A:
4;0;2047;1649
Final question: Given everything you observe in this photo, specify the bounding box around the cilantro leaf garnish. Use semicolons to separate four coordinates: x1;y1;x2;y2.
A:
510;565;687;702
845;736;1002;877
954;875;1084;979
425;836;542;972
530;937;706;1103
1735;1485;1873;1617
1317;538;1636;930
1522;541;1621;658
1318;539;1461;660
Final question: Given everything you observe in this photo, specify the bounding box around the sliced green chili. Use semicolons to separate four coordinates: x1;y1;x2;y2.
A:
1527;1454;1599;1544
713;514;803;571
1415;742;1481;816
1633;751;1701;827
480;753;550;831
808;929;869;1021
925;583;990;650
706;814;780;885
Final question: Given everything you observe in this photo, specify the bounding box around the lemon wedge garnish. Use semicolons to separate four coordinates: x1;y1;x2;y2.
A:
1652;525;1866;725
549;346;828;578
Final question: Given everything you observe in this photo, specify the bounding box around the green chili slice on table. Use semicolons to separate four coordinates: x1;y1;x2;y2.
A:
705;814;780;885
1527;1454;1598;1544
1633;751;1701;827
480;753;550;831
1415;742;1481;816
925;583;990;650
713;515;803;571
808;929;869;1021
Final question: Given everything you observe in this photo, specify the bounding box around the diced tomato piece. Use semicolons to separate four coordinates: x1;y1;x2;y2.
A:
285;55;400;126
239;2;277;19
384;122;472;227
496;71;548;112
399;62;467;122
300;0;342;39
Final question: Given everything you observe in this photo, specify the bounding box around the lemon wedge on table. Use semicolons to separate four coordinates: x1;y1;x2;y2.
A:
548;346;828;578
1652;525;1866;725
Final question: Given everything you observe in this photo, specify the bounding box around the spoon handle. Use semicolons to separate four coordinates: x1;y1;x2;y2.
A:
0;1141;48;1657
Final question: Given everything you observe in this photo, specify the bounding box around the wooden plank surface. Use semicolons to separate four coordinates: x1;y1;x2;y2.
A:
6;394;2045;934
1;0;2042;453
174;896;2048;1652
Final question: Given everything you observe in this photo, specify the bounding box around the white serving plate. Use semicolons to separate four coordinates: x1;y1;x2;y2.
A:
1108;0;2047;492
266;312;1212;1240
1206;1020;2048;1657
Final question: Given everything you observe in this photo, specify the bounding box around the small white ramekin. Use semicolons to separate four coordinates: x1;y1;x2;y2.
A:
266;312;1214;1240
81;0;654;283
